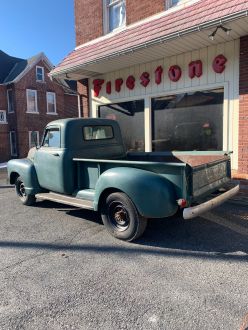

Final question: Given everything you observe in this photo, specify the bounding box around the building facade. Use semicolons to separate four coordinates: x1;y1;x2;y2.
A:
51;0;248;179
0;51;78;162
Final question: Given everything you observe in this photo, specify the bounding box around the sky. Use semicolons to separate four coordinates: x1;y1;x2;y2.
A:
0;1;75;66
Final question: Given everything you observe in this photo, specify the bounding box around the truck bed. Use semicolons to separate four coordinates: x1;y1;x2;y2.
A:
73;151;231;203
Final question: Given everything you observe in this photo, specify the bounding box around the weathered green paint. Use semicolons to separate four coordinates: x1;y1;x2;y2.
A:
7;158;42;195
93;167;178;218
7;118;231;219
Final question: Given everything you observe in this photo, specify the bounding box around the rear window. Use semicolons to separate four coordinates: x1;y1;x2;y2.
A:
83;126;114;141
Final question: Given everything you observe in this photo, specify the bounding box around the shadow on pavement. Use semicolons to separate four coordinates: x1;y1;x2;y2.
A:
2;199;247;262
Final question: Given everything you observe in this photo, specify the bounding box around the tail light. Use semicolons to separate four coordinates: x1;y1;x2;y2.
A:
177;198;187;208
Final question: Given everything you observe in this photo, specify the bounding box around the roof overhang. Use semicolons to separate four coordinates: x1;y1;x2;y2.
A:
50;3;248;81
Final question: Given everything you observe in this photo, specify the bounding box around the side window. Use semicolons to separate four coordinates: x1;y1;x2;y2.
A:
83;126;114;140
42;128;60;148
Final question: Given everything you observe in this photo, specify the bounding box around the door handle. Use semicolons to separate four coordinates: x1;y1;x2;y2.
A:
52;153;60;157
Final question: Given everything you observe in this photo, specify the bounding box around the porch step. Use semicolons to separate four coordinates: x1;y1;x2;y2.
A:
35;192;94;210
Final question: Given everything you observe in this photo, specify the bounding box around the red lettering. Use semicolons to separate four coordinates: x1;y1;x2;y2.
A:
189;60;203;79
106;81;111;94
93;79;104;97
115;78;123;92
168;65;182;82
126;75;135;90
155;66;163;85
212;54;227;74
140;72;150;87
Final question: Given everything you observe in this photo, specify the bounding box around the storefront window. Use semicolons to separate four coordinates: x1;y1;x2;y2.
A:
152;89;224;151
99;100;144;152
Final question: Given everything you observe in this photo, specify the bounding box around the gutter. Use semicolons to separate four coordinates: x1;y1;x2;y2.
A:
50;9;248;78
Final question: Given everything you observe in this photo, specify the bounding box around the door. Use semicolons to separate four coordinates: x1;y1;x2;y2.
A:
34;127;65;193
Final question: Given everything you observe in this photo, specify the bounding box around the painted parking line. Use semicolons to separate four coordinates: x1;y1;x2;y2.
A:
201;212;248;237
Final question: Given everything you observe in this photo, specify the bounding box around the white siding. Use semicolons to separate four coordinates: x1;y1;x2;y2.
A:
91;40;240;169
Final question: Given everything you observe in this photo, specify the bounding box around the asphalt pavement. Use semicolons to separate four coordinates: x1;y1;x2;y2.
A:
0;178;248;329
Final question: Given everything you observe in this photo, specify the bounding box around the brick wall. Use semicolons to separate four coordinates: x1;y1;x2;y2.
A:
239;36;248;176
77;79;89;117
7;59;78;158
126;0;164;25
75;0;103;46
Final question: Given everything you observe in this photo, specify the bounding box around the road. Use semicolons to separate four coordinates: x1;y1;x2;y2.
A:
0;186;248;330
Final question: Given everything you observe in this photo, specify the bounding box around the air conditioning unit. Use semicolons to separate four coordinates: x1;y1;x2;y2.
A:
0;110;7;123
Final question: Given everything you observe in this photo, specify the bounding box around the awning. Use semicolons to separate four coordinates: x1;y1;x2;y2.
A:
50;0;248;80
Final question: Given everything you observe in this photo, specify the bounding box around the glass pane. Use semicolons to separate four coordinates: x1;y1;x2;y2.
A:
8;90;14;112
27;90;37;112
36;67;44;81
99;100;144;152
109;2;126;31
43;129;60;148
152;89;224;151
47;93;55;113
83;126;114;140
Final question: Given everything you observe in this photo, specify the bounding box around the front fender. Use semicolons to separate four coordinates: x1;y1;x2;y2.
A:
7;158;42;195
94;167;178;218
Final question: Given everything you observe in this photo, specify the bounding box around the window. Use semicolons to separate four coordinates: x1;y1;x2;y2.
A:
165;0;187;9
7;89;14;113
0;110;7;124
46;92;57;114
36;66;44;82
152;89;224;152
29;131;39;149
9;131;17;156
104;0;126;33
99;100;144;152
83;126;114;140
42;128;60;148
26;89;38;113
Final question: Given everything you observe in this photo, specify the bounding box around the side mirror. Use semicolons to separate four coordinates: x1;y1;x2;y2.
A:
31;131;40;149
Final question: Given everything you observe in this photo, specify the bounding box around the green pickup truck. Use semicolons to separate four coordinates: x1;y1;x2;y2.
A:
7;118;239;241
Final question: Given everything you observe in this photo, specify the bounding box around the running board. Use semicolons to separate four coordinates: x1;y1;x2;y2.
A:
35;192;94;210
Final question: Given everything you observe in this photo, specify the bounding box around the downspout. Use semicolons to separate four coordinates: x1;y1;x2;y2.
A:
77;94;82;118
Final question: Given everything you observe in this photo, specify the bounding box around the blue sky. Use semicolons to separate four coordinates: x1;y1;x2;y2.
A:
0;1;75;65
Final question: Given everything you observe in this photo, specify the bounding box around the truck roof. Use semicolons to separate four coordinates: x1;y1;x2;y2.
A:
46;117;116;127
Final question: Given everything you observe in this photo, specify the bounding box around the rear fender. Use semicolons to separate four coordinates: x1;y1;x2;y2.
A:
94;167;178;218
7;158;42;195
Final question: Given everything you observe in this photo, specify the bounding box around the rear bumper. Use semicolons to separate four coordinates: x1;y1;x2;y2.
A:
183;184;240;220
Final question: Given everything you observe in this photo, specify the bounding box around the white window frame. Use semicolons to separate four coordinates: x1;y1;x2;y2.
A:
36;66;45;82
46;92;57;114
0;110;7;124
26;89;38;113
165;0;197;10
103;0;126;34
7;89;14;113
9;131;17;156
28;131;39;149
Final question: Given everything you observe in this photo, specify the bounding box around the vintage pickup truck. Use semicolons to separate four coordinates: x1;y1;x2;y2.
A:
8;118;239;241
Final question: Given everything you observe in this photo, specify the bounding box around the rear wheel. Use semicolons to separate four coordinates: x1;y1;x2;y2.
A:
101;192;147;241
15;176;36;206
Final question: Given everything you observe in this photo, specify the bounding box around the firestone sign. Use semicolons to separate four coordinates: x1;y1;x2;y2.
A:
93;54;227;97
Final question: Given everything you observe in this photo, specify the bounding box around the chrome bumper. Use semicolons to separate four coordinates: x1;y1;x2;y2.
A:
183;185;240;220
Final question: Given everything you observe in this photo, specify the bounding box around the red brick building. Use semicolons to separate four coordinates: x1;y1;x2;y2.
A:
0;51;78;162
51;0;248;179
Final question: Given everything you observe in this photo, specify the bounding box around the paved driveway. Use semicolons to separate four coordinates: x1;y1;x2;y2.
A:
0;186;248;330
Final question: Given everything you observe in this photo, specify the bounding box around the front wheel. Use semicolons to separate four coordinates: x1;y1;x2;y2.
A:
101;192;148;242
15;177;36;206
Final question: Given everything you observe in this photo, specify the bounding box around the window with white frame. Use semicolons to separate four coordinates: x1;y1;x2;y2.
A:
46;92;56;114
165;0;187;9
0;110;7;123
36;66;44;82
29;131;39;149
104;0;126;33
9;131;17;156
26;89;38;113
7;89;14;113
